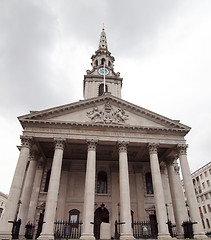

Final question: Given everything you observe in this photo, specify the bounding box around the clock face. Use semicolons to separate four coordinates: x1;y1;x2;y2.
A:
98;67;109;75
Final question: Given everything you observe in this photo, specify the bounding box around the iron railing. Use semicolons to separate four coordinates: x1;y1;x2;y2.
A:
54;220;82;239
132;221;157;239
115;220;158;239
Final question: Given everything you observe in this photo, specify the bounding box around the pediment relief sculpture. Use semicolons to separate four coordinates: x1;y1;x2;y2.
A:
87;101;128;124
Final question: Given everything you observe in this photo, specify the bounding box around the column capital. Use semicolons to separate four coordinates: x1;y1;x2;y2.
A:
54;138;66;150
117;141;129;153
20;136;34;149
86;139;98;151
148;143;159;154
177;144;188;156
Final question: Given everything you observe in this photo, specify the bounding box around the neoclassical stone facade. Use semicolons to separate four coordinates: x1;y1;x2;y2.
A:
0;29;207;240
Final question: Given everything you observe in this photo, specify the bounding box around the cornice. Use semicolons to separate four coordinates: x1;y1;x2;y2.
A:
18;95;191;133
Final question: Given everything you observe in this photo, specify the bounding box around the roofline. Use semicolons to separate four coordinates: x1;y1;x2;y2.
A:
191;161;211;176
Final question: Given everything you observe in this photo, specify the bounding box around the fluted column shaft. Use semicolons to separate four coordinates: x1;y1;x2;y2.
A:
0;136;33;240
39;138;65;240
18;153;38;238
148;143;170;239
166;158;188;238
27;161;43;224
118;141;134;240
178;145;206;239
80;140;97;240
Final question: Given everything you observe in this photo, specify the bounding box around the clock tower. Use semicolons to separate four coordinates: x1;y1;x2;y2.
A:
83;27;123;99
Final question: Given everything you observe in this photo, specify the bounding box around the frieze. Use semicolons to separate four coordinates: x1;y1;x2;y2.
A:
87;102;128;124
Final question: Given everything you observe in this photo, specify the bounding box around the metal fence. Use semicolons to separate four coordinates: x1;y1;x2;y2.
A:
54;220;82;239
115;220;158;239
132;221;158;239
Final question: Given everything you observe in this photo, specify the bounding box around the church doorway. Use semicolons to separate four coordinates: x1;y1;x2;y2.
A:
94;204;109;239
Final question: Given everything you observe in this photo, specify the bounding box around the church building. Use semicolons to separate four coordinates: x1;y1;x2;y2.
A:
0;29;207;240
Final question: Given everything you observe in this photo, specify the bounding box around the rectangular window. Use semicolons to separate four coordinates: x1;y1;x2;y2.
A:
200;174;203;179
207;180;210;187
208;204;211;212
203;206;207;214
205;194;208;200
199;207;202;214
204;171;207;177
202;182;205;189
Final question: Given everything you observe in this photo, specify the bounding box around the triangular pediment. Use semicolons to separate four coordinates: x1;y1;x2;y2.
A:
19;94;190;134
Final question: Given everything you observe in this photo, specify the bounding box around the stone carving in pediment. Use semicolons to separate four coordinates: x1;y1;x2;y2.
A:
87;101;128;124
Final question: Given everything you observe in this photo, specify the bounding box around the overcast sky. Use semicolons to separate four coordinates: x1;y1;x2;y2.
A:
0;0;211;194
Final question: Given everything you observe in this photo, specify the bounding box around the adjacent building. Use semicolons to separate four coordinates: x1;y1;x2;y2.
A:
0;192;8;220
192;162;211;234
0;29;207;240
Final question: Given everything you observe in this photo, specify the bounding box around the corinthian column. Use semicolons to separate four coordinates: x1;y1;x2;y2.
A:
148;143;170;239
118;141;134;240
39;138;65;240
80;139;97;240
166;156;188;238
177;145;207;239
18;152;39;239
0;136;33;240
26;161;44;224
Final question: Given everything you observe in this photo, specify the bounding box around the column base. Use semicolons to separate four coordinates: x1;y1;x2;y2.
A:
176;233;185;239
158;233;171;239
0;232;12;240
194;232;208;239
38;233;54;240
120;233;135;240
80;233;95;240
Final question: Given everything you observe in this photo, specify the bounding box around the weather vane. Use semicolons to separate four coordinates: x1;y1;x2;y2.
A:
102;23;105;32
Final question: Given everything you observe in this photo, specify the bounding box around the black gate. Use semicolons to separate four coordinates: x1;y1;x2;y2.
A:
115;220;158;239
182;221;196;239
54;220;82;239
8;219;21;239
25;222;34;239
133;221;158;239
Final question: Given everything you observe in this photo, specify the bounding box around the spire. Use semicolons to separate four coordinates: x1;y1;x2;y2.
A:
84;28;122;100
99;24;108;50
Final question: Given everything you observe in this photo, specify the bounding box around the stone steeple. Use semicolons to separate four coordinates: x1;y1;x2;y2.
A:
98;28;108;49
83;28;123;100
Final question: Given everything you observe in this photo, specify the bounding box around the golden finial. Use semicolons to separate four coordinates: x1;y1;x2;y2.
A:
102;23;105;32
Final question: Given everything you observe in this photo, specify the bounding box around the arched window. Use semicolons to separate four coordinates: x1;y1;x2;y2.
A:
145;172;154;194
44;170;51;192
101;58;105;65
108;61;111;67
97;171;107;194
69;209;80;223
99;84;108;96
95;60;98;66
